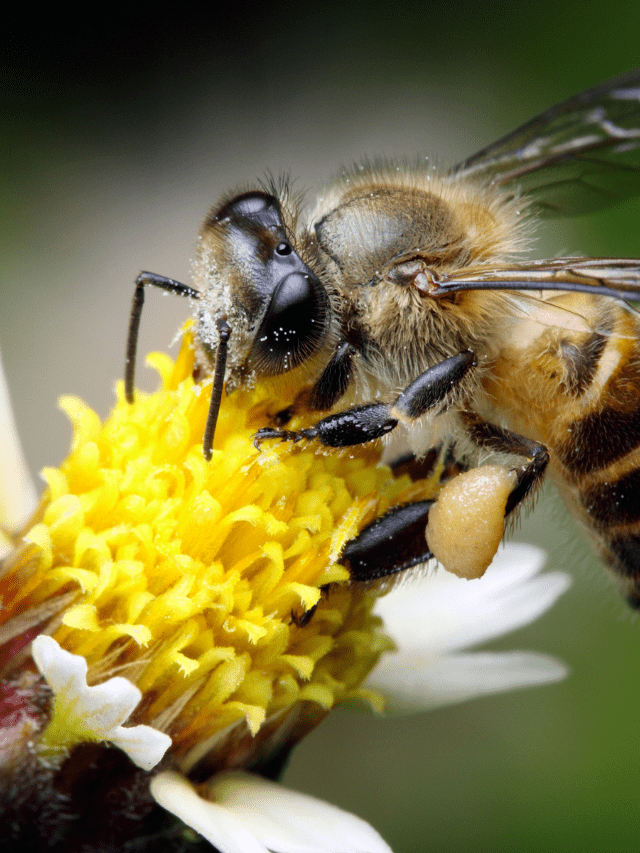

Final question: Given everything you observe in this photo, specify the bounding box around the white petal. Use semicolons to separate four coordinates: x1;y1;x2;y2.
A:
31;635;171;770
0;341;37;532
210;771;394;853
368;650;568;712
375;544;570;653
72;675;143;729
32;634;90;694
33;637;141;730
150;771;271;853
110;723;172;770
151;770;394;853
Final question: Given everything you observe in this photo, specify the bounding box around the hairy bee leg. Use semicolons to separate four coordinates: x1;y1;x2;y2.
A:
254;350;476;449
254;403;398;448
308;340;358;411
459;411;550;516
341;501;435;582
125;271;199;404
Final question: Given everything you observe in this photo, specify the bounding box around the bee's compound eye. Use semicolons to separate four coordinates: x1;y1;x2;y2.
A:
269;272;315;317
216;191;275;220
249;271;328;374
211;191;282;231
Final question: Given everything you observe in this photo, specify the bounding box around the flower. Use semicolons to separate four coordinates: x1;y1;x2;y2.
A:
19;546;568;852
368;542;569;712
31;634;171;770
0;332;428;768
0;335;570;852
150;770;393;853
0;347;37;550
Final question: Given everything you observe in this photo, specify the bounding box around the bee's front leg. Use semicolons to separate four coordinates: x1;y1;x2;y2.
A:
254;350;476;449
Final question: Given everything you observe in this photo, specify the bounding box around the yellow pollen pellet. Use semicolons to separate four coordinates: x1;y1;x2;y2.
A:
426;465;517;579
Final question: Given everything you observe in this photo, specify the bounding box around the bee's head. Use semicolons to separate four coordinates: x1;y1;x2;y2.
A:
193;190;332;391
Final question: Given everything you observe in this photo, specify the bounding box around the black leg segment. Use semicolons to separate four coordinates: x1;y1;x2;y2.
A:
391;350;476;419
341;500;434;582
254;349;476;450
125;271;199;404
459;411;550;516
308;340;357;411
254;404;397;449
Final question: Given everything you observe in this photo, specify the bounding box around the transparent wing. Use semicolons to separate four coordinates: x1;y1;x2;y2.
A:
452;68;640;217
429;257;640;303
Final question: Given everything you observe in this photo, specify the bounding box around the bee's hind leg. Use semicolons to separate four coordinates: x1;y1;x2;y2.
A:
459;411;550;516
413;414;550;580
254;350;476;449
339;411;551;585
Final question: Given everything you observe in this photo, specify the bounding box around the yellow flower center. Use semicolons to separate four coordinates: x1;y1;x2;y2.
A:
0;334;434;769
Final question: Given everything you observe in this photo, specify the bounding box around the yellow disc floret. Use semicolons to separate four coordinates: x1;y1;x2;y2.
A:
0;333;431;770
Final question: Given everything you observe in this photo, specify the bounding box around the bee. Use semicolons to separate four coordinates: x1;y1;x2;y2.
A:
125;68;640;606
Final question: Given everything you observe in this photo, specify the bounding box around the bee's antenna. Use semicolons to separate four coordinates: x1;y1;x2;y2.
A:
125;271;200;404
203;318;232;461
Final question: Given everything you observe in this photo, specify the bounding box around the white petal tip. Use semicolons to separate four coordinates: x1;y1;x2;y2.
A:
115;726;172;771
152;770;394;853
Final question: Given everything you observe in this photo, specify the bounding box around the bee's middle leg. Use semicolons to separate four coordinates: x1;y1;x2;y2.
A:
254;350;476;449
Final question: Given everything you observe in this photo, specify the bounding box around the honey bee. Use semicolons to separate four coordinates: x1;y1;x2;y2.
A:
125;68;640;605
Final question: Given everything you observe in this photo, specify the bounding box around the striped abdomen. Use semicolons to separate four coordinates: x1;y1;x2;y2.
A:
493;298;640;607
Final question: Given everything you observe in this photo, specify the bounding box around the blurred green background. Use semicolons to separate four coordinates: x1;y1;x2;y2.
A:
3;3;640;851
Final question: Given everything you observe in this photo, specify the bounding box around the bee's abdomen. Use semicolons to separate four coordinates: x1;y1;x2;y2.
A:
603;535;640;608
552;311;640;607
579;467;640;607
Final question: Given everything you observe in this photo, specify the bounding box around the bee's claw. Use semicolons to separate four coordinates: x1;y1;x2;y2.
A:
253;427;306;450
